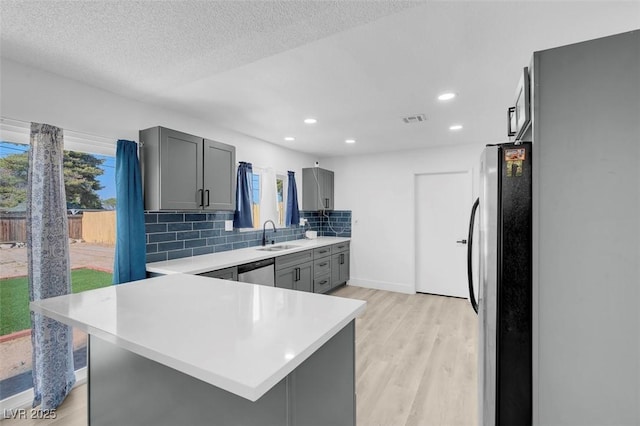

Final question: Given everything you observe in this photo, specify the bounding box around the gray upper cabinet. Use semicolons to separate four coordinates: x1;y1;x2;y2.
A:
302;167;334;211
203;139;235;210
140;127;236;211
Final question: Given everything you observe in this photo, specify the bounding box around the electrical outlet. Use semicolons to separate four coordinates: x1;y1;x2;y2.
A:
224;220;233;231
299;218;308;226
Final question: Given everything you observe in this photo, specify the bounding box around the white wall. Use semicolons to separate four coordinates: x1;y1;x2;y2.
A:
321;143;484;294
0;59;316;203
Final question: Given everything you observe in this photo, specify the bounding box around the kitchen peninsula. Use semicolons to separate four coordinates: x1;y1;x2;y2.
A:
30;274;366;425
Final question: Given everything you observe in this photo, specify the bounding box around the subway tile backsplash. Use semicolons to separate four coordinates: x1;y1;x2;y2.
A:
145;210;351;263
299;210;352;238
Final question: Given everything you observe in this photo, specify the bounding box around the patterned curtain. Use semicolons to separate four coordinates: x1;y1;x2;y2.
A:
27;123;75;409
285;171;300;226
233;161;253;228
113;139;146;284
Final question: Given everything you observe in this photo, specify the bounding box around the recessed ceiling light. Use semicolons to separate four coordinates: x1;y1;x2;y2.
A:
345;139;356;144
449;124;463;131
438;92;457;101
303;118;317;124
284;136;295;141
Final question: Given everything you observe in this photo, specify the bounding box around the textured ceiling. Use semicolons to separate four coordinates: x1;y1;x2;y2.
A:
1;1;639;157
0;0;420;100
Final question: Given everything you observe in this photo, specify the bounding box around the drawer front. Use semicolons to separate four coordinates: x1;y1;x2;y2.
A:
314;274;332;294
275;249;313;270
313;246;332;259
313;257;331;277
332;242;350;253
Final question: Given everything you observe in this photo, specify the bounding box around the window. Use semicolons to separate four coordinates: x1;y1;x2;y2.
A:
251;171;261;229
276;174;287;226
0;119;116;403
248;167;287;229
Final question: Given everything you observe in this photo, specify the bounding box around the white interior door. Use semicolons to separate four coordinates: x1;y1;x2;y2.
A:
415;171;472;297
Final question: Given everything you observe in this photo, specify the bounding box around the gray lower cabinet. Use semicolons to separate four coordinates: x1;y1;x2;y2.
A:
140;126;236;211
314;275;332;294
313;245;332;294
198;266;238;281
331;251;350;288
275;250;314;292
264;244;350;294
88;322;356;426
331;242;350;289
275;262;313;292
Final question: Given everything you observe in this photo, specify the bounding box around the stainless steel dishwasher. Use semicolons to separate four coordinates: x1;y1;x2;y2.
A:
237;258;275;286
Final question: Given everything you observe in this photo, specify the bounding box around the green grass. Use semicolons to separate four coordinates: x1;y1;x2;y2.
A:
0;268;112;336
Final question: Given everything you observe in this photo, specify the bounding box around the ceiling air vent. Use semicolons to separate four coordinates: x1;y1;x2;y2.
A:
402;114;427;124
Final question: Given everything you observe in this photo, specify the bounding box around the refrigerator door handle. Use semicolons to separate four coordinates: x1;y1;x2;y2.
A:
467;197;480;314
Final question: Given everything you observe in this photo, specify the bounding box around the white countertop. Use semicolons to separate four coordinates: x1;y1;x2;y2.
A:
30;274;366;402
146;236;351;275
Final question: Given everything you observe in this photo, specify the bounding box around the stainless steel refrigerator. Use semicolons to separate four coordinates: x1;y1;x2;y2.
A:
467;141;532;426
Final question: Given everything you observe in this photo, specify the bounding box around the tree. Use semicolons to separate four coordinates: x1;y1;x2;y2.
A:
63;151;105;209
0;148;106;210
102;197;117;210
0;151;29;208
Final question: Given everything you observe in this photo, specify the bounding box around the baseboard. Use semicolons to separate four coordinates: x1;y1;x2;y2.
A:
347;278;415;295
0;368;87;413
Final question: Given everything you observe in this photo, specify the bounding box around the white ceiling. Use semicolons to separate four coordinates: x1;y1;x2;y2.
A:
1;1;639;157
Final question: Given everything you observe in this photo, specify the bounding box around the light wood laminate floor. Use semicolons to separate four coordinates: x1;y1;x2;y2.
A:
3;285;478;426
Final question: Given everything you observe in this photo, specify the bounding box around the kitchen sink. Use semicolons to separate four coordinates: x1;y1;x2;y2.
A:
256;244;300;252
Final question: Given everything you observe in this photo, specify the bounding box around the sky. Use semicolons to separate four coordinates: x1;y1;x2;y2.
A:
0;141;116;201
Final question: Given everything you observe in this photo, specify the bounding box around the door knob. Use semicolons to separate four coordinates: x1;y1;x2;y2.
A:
456;239;468;244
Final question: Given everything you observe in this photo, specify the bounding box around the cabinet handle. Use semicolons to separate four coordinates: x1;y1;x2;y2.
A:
340;253;344;264
295;267;300;281
319;250;327;254
205;189;210;207
507;106;517;137
319;262;328;267
319;280;328;285
198;189;204;207
324;198;329;208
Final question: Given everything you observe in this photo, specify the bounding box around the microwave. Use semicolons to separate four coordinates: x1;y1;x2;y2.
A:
507;67;531;140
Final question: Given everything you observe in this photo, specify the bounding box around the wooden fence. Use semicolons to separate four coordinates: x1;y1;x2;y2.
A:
0;212;114;244
82;211;116;245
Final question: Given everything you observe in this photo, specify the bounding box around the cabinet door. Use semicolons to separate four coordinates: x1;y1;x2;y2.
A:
275;267;295;290
331;251;350;288
322;169;334;210
275;262;313;292
160;128;203;210
203;139;236;211
339;251;350;284
295;262;313;293
302;168;320;210
331;253;341;287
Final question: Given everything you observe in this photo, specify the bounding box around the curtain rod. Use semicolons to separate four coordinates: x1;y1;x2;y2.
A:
1;116;116;145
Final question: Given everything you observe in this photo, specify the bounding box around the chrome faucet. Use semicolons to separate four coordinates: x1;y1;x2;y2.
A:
262;220;277;246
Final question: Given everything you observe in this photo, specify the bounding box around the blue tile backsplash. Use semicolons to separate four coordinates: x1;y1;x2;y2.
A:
145;210;351;263
299;210;352;237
